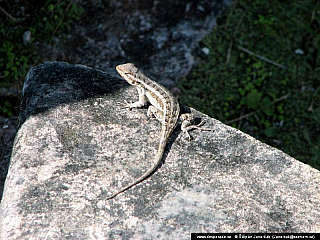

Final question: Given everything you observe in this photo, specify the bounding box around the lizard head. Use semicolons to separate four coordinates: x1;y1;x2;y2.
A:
116;63;139;86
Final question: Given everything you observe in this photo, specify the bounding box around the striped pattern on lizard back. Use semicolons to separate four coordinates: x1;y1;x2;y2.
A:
107;63;180;199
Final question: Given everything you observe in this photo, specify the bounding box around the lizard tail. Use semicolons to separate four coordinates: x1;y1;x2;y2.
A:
106;134;169;200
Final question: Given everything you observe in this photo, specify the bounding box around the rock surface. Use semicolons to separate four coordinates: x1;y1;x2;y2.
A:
0;0;231;201
1;62;320;239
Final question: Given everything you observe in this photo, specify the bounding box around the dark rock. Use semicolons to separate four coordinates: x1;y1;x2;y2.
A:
40;0;231;87
0;116;18;200
1;62;319;238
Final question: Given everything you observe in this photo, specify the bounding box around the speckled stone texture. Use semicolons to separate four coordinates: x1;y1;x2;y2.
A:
1;62;319;239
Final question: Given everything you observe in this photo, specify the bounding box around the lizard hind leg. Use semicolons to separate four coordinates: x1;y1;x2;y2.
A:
180;113;214;140
147;105;164;122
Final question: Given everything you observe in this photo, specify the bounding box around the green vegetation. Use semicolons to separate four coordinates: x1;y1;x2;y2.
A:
0;0;83;116
178;0;320;169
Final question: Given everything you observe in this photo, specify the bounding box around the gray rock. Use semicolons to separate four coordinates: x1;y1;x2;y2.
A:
1;62;319;239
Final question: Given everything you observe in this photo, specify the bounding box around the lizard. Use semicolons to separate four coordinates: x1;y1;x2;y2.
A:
107;63;214;200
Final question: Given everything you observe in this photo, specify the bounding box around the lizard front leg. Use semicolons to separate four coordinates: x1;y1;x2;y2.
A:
126;87;148;110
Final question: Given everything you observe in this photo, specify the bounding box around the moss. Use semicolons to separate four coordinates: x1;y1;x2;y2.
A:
0;0;83;117
178;0;320;169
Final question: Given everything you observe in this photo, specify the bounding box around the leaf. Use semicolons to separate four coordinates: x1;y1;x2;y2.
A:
312;108;320;124
277;104;284;114
238;88;246;96
261;97;274;116
246;89;262;110
265;127;276;137
48;4;55;11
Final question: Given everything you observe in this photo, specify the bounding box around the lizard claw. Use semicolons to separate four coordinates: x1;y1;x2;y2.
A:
196;119;205;127
123;100;133;110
